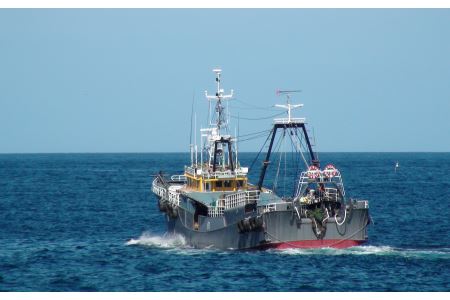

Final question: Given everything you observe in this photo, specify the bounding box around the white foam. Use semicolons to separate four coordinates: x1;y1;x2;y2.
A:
126;232;186;249
125;234;450;259
347;245;395;255
275;245;450;259
348;246;450;259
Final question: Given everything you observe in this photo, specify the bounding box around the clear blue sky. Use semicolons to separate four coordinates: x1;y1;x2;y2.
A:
0;9;449;153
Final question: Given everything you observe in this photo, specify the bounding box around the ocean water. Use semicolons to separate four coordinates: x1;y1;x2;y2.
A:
0;152;449;292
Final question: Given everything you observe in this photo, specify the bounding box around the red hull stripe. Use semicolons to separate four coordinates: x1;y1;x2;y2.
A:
258;239;366;250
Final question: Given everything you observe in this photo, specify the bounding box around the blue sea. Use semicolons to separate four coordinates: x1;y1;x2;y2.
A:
0;152;449;292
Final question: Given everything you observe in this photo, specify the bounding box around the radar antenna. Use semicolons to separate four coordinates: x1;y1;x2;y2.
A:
274;90;304;124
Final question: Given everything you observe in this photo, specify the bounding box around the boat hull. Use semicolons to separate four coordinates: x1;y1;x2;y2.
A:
163;205;369;250
256;239;366;250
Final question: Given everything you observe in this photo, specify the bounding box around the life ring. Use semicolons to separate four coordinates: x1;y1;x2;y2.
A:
307;165;320;179
323;164;338;178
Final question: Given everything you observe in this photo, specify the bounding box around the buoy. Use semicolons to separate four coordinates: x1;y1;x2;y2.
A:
323;164;338;178
307;165;320;179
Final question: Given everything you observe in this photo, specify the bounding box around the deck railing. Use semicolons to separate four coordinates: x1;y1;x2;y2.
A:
296;171;346;198
207;205;225;218
207;190;260;217
257;203;279;214
152;178;181;206
324;188;339;202
185;166;248;179
170;174;186;182
224;190;259;209
152;178;166;198
168;189;180;206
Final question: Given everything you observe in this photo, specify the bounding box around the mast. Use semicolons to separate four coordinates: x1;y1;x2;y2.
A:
204;68;234;172
257;91;319;190
184;68;249;193
205;68;233;132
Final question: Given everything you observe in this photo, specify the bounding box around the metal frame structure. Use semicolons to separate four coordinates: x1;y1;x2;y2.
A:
257;97;319;190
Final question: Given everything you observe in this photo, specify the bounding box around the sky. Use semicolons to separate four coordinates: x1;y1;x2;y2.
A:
0;9;449;153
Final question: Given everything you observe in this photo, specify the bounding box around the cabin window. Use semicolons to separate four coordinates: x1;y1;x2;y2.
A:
237;180;244;188
205;183;210;191
224;180;232;188
216;181;223;188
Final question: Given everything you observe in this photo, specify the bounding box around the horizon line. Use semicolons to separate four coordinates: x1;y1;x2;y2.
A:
0;151;449;155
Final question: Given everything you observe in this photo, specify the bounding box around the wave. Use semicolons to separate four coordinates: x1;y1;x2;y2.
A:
275;245;450;260
126;233;450;260
126;232;187;249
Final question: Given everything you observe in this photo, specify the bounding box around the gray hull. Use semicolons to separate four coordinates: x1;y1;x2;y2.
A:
163;202;369;250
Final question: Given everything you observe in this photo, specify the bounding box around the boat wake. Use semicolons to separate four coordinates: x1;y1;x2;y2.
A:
126;235;449;260
275;245;450;260
126;232;187;249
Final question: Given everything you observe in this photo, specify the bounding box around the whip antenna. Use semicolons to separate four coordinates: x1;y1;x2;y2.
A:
189;92;195;165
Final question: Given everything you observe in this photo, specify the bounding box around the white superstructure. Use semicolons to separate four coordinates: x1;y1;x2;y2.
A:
184;69;249;192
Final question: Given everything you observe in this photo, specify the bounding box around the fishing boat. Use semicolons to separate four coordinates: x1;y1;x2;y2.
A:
151;69;370;250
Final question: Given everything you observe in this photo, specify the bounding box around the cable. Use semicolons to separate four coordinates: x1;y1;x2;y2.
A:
238;131;273;143
272;132;286;192
287;128;300;197
236;129;272;139
233;98;275;111
248;128;273;172
294;131;310;169
230;111;285;121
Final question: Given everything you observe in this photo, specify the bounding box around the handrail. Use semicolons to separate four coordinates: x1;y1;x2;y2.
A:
207;190;260;217
170;174;186;182
207;205;224;217
152;178;167;198
152;178;181;206
224;190;259;209
295;171;345;198
324;187;339;201
185;167;248;179
258;203;278;214
273;117;305;124
168;189;180;206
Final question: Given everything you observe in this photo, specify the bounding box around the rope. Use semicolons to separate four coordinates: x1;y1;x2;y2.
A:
335;207;347;226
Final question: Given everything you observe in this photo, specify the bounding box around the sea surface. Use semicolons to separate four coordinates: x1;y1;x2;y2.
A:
0;152;449;292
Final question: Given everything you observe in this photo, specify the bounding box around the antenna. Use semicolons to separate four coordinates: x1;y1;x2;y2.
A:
276;89;302;102
205;68;233;131
189;92;195;165
236;114;239;168
274;89;304;124
276;89;302;94
195;113;197;166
